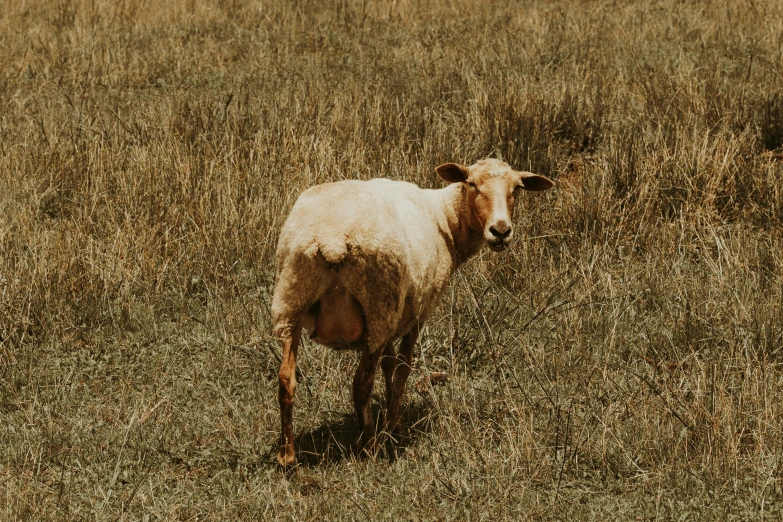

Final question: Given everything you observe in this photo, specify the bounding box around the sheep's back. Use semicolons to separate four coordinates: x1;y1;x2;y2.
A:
276;179;450;328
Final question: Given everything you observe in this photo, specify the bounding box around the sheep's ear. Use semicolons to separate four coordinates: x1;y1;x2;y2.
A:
518;172;554;191
436;163;469;183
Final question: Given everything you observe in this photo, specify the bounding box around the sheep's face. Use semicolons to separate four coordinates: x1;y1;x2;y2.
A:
436;159;553;252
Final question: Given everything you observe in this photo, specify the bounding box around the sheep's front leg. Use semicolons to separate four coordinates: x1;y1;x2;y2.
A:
385;326;418;433
353;348;382;454
277;325;302;467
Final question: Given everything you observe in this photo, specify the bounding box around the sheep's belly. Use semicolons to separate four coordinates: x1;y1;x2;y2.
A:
307;285;365;350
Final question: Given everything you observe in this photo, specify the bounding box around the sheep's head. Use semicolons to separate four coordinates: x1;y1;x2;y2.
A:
436;159;553;252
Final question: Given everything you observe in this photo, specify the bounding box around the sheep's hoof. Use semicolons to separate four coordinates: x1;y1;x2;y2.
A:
277;448;298;468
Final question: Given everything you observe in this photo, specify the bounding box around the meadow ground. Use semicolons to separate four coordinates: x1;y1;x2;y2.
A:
3;0;783;519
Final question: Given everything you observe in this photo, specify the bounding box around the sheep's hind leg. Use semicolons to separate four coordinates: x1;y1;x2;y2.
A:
277;322;302;468
385;326;419;434
381;341;396;425
353;347;382;456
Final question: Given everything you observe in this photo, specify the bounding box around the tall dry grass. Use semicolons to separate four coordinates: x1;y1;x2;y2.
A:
3;0;783;519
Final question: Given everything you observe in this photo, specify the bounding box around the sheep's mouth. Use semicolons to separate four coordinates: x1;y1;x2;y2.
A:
487;240;509;252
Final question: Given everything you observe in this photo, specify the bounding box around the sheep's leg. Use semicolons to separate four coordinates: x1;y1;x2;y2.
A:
385;326;419;434
353;347;382;454
380;341;397;417
277;324;302;467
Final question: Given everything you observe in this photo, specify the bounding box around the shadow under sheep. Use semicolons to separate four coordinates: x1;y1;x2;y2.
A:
289;397;437;467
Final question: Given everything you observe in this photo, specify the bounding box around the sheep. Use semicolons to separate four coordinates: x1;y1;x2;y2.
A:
271;158;553;466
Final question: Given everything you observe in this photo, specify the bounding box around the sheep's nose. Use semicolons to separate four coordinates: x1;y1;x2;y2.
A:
489;223;511;239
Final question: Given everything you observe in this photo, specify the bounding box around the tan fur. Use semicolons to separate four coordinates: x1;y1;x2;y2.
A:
271;158;553;466
310;285;364;345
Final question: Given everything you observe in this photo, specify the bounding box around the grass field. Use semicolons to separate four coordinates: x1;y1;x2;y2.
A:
3;0;783;519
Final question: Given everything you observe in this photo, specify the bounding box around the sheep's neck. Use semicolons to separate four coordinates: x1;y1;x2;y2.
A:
437;184;485;269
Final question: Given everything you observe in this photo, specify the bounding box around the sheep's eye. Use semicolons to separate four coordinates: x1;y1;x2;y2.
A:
514;185;522;192
467;181;477;188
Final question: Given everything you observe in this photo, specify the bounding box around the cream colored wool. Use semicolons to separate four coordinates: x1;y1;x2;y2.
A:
272;158;552;353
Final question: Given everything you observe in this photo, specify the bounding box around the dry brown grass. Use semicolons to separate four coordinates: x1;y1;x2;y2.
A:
3;0;783;519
